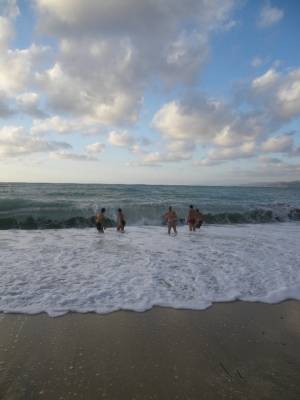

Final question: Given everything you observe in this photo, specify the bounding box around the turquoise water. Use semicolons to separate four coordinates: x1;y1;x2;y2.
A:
0;182;299;228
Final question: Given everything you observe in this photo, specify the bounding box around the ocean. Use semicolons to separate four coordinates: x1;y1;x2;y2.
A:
0;182;299;316
1;182;300;228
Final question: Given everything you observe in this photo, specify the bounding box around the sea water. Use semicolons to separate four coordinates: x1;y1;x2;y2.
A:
0;182;299;316
1;182;300;227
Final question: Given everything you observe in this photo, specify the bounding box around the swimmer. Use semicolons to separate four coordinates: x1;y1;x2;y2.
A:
187;205;196;232
164;206;177;235
116;208;126;233
95;208;106;233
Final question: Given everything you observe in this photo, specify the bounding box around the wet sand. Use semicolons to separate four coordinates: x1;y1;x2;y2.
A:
0;301;300;400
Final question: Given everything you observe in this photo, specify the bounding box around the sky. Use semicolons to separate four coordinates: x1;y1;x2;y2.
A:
0;0;300;185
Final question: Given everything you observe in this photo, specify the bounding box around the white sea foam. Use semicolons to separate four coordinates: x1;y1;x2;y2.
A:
0;224;299;316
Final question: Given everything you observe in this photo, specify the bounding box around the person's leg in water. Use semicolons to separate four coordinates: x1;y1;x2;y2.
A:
96;223;104;233
172;222;177;235
168;222;172;235
121;220;126;233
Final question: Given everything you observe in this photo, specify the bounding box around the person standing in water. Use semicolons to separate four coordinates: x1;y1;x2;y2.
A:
195;208;204;229
187;205;197;231
116;208;126;233
95;208;106;233
164;206;177;235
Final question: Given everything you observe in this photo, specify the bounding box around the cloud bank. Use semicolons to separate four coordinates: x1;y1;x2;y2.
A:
0;0;299;183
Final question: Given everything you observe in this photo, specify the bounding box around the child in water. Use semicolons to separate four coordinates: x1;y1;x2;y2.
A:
116;208;126;232
95;208;106;233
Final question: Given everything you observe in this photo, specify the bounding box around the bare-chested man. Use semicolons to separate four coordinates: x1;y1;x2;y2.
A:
164;206;177;235
187;205;197;231
95;208;106;233
116;208;126;233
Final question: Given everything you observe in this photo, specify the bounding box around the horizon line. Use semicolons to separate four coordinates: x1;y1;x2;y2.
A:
0;180;299;187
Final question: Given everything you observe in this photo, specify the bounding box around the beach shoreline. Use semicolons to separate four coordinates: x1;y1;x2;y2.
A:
0;301;299;400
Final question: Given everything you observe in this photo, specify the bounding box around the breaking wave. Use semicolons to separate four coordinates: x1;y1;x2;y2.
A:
1;205;300;229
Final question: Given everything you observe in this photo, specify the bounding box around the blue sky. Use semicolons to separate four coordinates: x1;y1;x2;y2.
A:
0;0;300;184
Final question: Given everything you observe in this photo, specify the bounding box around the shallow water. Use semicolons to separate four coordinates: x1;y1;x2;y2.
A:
1;223;299;316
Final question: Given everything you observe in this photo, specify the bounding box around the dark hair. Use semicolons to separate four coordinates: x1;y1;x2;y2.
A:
101;208;106;213
118;208;122;212
189;205;194;209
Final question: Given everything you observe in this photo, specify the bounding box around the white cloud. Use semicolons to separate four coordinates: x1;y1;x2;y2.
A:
139;150;192;166
163;31;209;85
276;69;300;119
151;65;300;167
36;54;142;125
198;142;256;165
0;16;51;120
0;0;19;18
212;113;267;147
152;94;270;154
0;43;49;96
0;16;14;48
166;140;195;154
1;0;298;180
31;0;238;125
152;98;230;142
49;150;97;161
249;68;300;121
251;68;279;90
0;126;71;158
107;130;136;147
34;0;236;40
246;160;300;181
261;133;294;153
258;156;284;165
133;140;194;166
31;116;99;136
86;142;105;154
258;3;284;28
16;92;47;118
251;57;264;68
0;91;13;116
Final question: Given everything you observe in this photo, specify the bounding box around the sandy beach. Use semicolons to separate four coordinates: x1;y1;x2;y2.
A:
0;301;299;400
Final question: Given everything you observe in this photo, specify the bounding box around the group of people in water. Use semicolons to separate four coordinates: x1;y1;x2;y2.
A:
95;208;126;233
95;205;204;235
